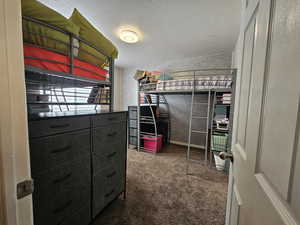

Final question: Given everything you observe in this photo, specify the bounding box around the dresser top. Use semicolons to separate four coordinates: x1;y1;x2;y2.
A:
28;110;127;121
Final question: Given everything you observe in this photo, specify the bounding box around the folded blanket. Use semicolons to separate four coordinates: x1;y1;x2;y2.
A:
22;0;80;55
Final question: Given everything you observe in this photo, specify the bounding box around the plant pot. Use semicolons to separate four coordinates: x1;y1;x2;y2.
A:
214;152;225;171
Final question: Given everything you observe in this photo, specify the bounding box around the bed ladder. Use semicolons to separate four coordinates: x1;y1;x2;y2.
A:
187;76;211;174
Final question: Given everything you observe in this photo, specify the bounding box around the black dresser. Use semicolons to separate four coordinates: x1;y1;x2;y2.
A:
28;111;127;225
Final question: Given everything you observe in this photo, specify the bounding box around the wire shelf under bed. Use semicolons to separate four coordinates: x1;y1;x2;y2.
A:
22;15;115;114
26;67;111;114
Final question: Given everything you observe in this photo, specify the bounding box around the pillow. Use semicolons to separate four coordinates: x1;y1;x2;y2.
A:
22;0;80;55
158;74;173;80
69;9;118;67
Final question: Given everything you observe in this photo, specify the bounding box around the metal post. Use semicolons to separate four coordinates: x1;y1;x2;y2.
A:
210;91;216;166
69;35;74;74
137;80;141;152
186;71;196;174
205;90;211;164
54;89;62;112
145;95;158;137
109;58;114;112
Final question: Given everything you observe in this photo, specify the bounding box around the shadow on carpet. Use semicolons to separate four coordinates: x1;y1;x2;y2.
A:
92;145;228;225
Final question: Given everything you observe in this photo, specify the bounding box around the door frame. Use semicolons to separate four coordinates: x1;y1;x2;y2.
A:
226;0;258;223
0;0;33;224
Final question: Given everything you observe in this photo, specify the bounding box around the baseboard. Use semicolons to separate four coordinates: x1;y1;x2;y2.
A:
169;140;205;149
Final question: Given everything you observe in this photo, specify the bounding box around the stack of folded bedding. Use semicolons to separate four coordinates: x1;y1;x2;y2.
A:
21;0;118;81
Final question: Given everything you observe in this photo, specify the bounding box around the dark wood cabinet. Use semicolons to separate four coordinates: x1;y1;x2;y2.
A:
28;112;127;225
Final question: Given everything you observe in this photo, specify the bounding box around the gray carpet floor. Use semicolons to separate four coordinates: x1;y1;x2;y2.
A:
92;144;228;225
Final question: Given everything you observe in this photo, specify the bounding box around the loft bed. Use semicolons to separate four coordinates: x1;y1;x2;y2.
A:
139;69;234;94
22;0;117;113
136;68;236;168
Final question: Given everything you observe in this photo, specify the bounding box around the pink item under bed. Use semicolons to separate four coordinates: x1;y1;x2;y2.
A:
142;135;163;153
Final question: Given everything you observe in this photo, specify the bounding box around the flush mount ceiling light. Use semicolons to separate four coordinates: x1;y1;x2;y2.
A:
119;30;139;43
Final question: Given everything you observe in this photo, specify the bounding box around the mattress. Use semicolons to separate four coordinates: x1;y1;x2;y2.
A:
24;45;108;81
156;77;232;91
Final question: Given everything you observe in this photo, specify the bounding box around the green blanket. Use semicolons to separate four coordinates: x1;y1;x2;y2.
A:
21;0;80;55
69;9;118;67
22;0;118;67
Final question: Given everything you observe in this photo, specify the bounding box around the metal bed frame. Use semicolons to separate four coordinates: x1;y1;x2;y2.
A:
137;68;236;171
22;16;114;113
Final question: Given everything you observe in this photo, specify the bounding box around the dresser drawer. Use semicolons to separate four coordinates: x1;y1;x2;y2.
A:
62;204;91;225
129;110;137;120
30;130;90;176
33;156;91;225
129;127;137;137
129;136;137;146
93;168;110;217
92;112;127;127
29;116;90;138
129;119;137;128
92;122;127;173
103;165;125;206
109;156;125;189
92;165;124;218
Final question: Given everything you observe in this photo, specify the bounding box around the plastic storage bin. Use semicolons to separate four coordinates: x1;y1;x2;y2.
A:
211;132;229;171
142;135;163;153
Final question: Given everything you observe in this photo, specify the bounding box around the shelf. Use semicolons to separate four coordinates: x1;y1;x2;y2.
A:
191;130;208;134
140;104;158;106
25;65;111;89
27;102;110;105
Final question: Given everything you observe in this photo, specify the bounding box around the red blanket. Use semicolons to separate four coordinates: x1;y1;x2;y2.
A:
24;45;108;81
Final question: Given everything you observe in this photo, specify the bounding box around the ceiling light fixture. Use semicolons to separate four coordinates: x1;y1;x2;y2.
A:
119;30;139;43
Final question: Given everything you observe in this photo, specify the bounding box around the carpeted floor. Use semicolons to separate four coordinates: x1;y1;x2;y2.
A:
92;144;228;225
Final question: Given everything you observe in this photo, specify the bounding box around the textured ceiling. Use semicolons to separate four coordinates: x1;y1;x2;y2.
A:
39;0;241;69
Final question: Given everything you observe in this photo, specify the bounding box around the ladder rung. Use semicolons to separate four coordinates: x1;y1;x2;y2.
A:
191;130;207;134
140;121;155;124
140;132;157;136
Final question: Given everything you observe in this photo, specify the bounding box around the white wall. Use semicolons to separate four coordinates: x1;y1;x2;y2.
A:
121;67;139;110
113;66;124;111
154;52;232;72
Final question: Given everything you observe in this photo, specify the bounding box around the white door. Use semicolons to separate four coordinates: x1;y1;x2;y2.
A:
0;0;33;225
226;0;300;224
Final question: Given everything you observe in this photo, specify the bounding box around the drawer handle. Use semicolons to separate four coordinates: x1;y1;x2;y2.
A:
107;117;117;121
107;152;116;159
52;200;72;214
105;189;115;198
107;132;117;137
51;145;71;154
50;124;70;129
53;173;72;184
106;171;116;178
